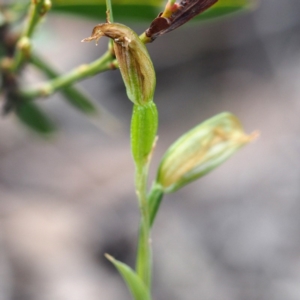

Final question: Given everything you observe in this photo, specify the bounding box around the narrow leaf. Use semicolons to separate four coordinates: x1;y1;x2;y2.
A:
51;0;255;21
60;88;96;114
16;101;56;135
148;183;164;227
51;3;161;21
105;254;151;300
198;0;255;20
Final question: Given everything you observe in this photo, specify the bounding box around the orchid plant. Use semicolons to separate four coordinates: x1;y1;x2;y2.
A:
0;1;257;299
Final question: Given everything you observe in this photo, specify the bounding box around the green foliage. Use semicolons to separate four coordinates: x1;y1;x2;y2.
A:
200;0;253;20
0;1;257;299
16;101;56;135
105;254;152;300
51;0;254;21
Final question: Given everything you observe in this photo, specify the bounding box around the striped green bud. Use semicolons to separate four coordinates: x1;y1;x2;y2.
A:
156;112;257;193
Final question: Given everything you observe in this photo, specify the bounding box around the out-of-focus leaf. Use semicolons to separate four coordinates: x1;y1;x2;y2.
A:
105;254;151;300
16;102;56;135
51;2;161;21
198;0;255;20
51;0;255;21
62;88;96;114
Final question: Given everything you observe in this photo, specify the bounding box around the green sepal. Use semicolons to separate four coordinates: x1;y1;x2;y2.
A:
105;254;151;300
16;101;56;135
130;102;158;167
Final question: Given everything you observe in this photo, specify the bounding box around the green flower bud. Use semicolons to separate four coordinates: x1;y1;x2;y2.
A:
156;112;257;193
131;102;158;167
82;23;156;106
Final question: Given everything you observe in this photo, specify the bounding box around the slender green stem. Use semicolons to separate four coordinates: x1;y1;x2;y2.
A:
106;0;114;23
135;164;152;289
10;0;52;72
105;0;115;52
30;53;97;113
161;0;178;18
131;103;158;291
30;52;121;132
20;50;114;99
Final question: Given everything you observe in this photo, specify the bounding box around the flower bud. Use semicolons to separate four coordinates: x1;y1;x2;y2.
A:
145;0;218;41
82;23;156;106
156;112;257;193
131;102;158;167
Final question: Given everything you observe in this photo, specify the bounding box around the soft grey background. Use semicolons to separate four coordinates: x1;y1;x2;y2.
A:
1;0;300;299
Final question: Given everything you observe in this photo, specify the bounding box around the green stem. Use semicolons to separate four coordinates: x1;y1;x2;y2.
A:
30;53;97;114
11;0;52;72
135;164;152;289
20;50;114;99
105;0;114;50
106;0;114;23
131;103;158;290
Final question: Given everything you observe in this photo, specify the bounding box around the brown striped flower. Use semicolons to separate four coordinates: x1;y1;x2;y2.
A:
145;0;218;41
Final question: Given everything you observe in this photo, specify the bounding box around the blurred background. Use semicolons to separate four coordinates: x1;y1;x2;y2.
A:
1;0;300;299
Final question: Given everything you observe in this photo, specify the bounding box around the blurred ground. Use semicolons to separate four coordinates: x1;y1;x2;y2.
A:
1;0;300;299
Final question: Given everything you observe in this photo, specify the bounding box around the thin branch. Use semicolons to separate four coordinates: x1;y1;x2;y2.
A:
20;50;114;99
30;53;97;114
106;0;114;23
10;0;52;72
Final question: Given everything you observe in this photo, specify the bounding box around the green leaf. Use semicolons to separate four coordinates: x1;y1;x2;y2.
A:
198;0;255;20
131;102;158;167
105;254;151;300
16;102;56;135
51;0;255;21
51;1;162;21
60;88;96;114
